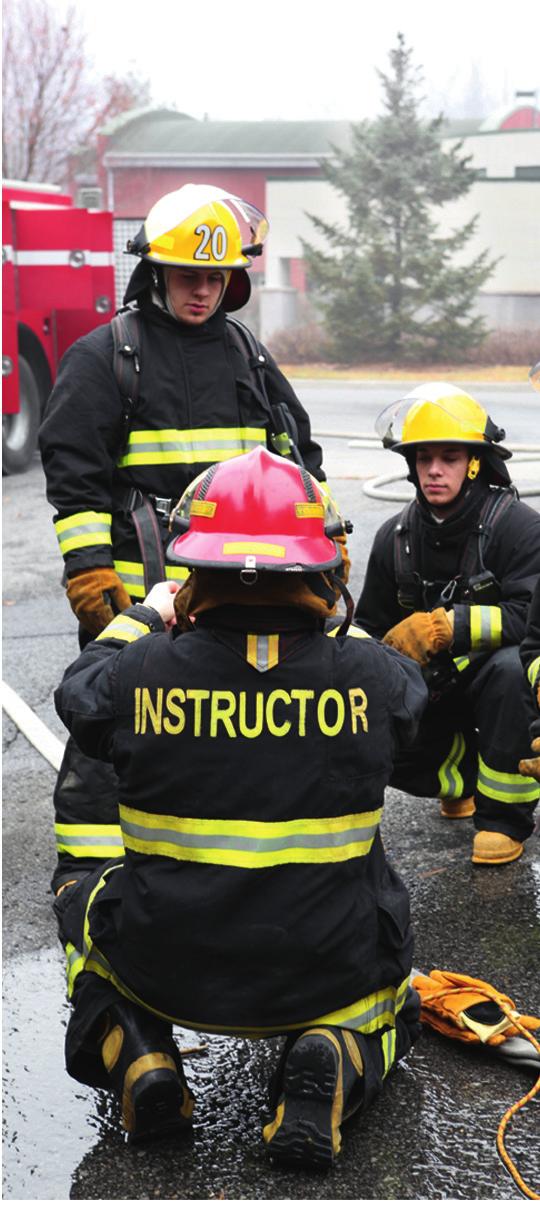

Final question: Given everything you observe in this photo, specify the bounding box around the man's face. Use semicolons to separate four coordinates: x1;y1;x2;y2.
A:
415;443;470;511
165;268;225;324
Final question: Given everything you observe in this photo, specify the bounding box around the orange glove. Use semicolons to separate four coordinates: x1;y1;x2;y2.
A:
518;735;540;782
67;568;131;636
412;969;540;1048
383;608;453;666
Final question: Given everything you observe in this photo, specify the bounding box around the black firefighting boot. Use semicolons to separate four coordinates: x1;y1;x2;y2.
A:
100;999;195;1144
262;1026;364;1170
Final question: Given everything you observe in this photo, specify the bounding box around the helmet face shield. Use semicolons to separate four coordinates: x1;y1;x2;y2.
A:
128;184;269;270
376;382;509;456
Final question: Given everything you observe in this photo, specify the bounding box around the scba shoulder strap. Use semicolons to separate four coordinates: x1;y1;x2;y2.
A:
225;316;305;467
393;488;517;612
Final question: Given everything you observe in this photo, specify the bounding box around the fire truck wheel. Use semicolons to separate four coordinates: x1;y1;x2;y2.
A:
2;357;41;475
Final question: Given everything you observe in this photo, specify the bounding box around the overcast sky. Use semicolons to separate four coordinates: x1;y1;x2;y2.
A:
59;0;539;123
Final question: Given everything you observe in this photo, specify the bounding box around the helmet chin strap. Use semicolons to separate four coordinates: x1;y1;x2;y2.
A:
331;575;355;637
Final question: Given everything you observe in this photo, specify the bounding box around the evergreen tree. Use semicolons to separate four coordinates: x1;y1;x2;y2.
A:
302;34;497;363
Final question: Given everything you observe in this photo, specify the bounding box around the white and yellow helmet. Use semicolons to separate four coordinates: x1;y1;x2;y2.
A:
128;184;268;270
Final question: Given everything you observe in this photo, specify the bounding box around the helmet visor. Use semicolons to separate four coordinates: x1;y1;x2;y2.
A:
376;389;489;449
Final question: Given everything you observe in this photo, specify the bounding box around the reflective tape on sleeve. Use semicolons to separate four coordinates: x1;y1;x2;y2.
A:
96;615;151;643
470;605;502;651
54;511;112;555
117;427;267;468
528;655;540;690
54;823;125;858
114;561;189;598
119;804;382;869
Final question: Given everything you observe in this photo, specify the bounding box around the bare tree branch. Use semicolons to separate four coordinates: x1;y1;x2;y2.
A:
2;0;150;184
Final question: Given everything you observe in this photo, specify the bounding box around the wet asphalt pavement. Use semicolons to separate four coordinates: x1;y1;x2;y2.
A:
2;382;540;1201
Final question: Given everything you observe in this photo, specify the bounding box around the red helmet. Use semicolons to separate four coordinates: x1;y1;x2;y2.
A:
167;446;341;573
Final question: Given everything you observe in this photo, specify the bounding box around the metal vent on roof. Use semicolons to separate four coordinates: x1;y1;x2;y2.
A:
77;187;103;209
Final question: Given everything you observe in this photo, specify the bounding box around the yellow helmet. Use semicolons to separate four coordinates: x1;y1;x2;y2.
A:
127;184;269;270
376;382;511;459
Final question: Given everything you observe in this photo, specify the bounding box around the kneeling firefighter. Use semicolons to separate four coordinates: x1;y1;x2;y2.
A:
53;446;426;1168
355;382;540;866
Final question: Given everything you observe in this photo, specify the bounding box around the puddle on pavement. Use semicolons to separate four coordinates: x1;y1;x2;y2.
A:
3;946;539;1200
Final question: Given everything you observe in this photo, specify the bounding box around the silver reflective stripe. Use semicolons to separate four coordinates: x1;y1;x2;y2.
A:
339;991;398;1031
477;756;539;802
121;818;378;854
438;732;466;799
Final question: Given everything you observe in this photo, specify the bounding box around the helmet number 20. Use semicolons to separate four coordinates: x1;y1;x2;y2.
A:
194;224;228;261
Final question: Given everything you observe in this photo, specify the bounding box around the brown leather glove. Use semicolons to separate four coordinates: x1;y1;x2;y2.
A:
67;568;131;636
518;736;540;782
334;531;351;585
383;608;454;666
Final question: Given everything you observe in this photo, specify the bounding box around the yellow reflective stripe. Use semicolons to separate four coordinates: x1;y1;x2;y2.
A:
246;634;280;672
55;822;124;859
119;804;382;869
54;511;112;554
117;427;266;467
477;755;539;803
295;503;324;519
84;946;412;1040
96;615;150;643
191;500;217;518
453;655;470;672
65;942;85;999
222;541;286;557
114;560;189;597
83;863;123;957
381;1027;397;1077
470;605;502;650
438;731;466;799
327;624;370;640
528;655;540;689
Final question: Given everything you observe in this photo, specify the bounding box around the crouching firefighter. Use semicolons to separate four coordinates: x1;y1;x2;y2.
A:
355;382;540;866
53;446;426;1168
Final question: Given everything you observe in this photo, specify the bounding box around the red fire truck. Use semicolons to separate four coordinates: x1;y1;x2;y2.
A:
2;180;115;474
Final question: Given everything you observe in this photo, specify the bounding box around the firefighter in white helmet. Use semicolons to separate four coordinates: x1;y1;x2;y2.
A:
355;382;540;865
39;184;348;898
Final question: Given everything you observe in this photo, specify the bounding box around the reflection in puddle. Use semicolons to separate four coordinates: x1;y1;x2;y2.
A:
3;944;539;1200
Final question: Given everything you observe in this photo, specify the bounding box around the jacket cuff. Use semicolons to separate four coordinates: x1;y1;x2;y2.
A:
127;604;166;633
450;604;470;655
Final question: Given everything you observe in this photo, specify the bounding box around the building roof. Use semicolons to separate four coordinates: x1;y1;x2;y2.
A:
101;110;353;162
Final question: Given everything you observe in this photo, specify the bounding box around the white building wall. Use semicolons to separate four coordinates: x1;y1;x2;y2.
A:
436;180;540;293
442;130;540;178
262;170;540;337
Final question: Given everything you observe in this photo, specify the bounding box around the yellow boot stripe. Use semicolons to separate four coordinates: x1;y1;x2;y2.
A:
262;1100;285;1144
301;1028;343;1155
343;1029;364;1078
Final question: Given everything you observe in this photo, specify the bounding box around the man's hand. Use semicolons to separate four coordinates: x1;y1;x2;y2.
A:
67;568;131;636
143;581;181;629
383;608;454;666
518;736;540;783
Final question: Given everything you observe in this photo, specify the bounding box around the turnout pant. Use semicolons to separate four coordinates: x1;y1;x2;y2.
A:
390;647;539;842
54;862;421;1102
